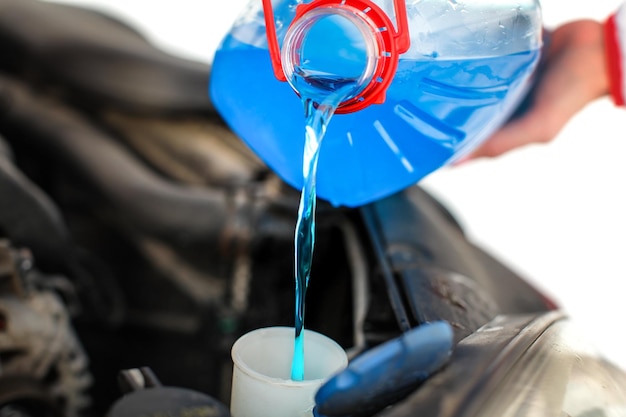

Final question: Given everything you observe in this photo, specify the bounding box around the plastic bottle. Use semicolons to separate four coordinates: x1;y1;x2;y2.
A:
210;0;543;207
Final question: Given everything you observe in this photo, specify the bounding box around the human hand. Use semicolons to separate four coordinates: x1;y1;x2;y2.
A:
460;19;610;162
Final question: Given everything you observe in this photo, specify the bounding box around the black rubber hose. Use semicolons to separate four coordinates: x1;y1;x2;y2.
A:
0;132;74;269
0;74;230;245
0;0;214;115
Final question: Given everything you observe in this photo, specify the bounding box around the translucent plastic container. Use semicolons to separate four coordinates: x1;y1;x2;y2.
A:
230;326;347;417
210;0;543;207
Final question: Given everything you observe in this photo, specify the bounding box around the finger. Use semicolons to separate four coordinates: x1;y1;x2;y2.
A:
461;20;607;162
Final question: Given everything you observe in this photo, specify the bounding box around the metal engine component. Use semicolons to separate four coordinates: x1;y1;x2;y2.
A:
0;240;92;417
107;367;230;417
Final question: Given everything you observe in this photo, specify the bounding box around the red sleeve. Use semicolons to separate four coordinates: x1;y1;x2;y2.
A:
605;5;626;106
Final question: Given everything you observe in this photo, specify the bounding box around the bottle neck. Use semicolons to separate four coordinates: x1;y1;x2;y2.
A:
281;6;381;108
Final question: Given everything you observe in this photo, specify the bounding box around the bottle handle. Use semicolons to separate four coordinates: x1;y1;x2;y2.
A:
262;0;288;81
262;0;410;83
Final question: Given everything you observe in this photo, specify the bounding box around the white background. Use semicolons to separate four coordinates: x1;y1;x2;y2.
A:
47;0;626;370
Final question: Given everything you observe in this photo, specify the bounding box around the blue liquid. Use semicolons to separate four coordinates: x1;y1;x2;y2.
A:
291;76;360;381
210;39;538;207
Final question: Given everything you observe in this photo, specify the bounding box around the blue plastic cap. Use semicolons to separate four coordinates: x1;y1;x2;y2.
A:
315;321;453;416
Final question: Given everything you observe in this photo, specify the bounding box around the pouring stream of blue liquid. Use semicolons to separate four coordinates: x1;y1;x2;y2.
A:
291;79;359;380
289;13;373;381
